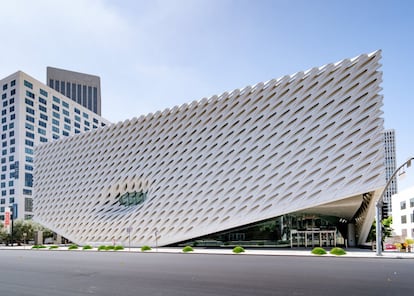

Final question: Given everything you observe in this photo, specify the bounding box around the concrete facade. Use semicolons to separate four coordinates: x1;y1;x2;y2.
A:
391;186;414;239
34;51;385;247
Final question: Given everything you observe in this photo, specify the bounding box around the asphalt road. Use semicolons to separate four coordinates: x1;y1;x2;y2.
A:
1;250;413;296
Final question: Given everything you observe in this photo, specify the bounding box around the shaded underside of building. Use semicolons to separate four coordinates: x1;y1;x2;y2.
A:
34;51;385;248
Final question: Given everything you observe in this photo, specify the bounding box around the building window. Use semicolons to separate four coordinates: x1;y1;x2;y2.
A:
23;189;32;195
39;121;47;128
39;105;47;112
26;115;35;123
25;98;34;106
410;198;414;208
25;197;33;212
53;96;60;104
25;123;34;130
40;88;48;97
52;126;59;133
62;101;69;108
26;131;35;139
26;91;35;99
52;111;60;119
24;80;33;89
52;119;59;126
74;107;80;114
2;84;7;91
401;215;407;224
40;137;47;143
40;114;48;121
38;128;46;135
39;97;47;105
401;201;406;210
10;80;15;87
52;104;60;111
26;107;35;115
63;109;69;116
25;173;33;187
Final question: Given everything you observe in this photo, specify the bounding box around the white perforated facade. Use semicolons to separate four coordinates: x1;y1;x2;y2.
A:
34;51;385;246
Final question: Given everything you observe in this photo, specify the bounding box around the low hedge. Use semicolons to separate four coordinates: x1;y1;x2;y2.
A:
141;245;152;252
82;245;93;250
32;245;47;249
68;244;79;250
330;247;346;256
311;247;327;255
232;246;245;254
182;246;194;253
49;245;59;249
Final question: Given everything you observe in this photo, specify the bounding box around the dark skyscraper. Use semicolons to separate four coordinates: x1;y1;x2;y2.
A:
47;67;101;115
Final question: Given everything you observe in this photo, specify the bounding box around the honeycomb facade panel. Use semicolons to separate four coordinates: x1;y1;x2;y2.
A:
34;51;385;246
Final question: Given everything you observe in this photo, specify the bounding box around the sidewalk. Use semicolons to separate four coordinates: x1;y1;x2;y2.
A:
1;245;414;259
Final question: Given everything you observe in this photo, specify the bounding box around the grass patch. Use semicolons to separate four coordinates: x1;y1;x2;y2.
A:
82;245;93;250
98;245;107;251
49;245;59;249
232;246;245;254
141;245;152;252
311;247;327;255
182;246;194;253
330;247;346;256
68;244;79;250
32;245;47;249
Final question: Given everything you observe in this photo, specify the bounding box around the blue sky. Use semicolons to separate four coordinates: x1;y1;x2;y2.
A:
0;0;413;189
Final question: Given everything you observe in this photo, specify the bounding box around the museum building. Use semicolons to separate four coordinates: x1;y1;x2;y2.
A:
34;51;385;248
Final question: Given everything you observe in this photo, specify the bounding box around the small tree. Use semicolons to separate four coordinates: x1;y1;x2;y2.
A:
368;216;393;250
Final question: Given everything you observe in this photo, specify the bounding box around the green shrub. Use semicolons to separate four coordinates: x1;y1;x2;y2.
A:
98;245;107;251
330;247;346;256
141;245;152;252
82;245;93;250
114;245;124;251
68;244;79;250
32;245;47;249
106;245;115;250
182;245;194;252
311;247;327;255
232;246;245;254
49;245;59;249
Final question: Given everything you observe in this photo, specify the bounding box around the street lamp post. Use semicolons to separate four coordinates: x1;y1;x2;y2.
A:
375;157;413;256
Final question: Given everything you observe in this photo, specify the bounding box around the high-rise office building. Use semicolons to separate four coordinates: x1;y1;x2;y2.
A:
383;129;397;218
0;70;110;222
47;67;102;115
